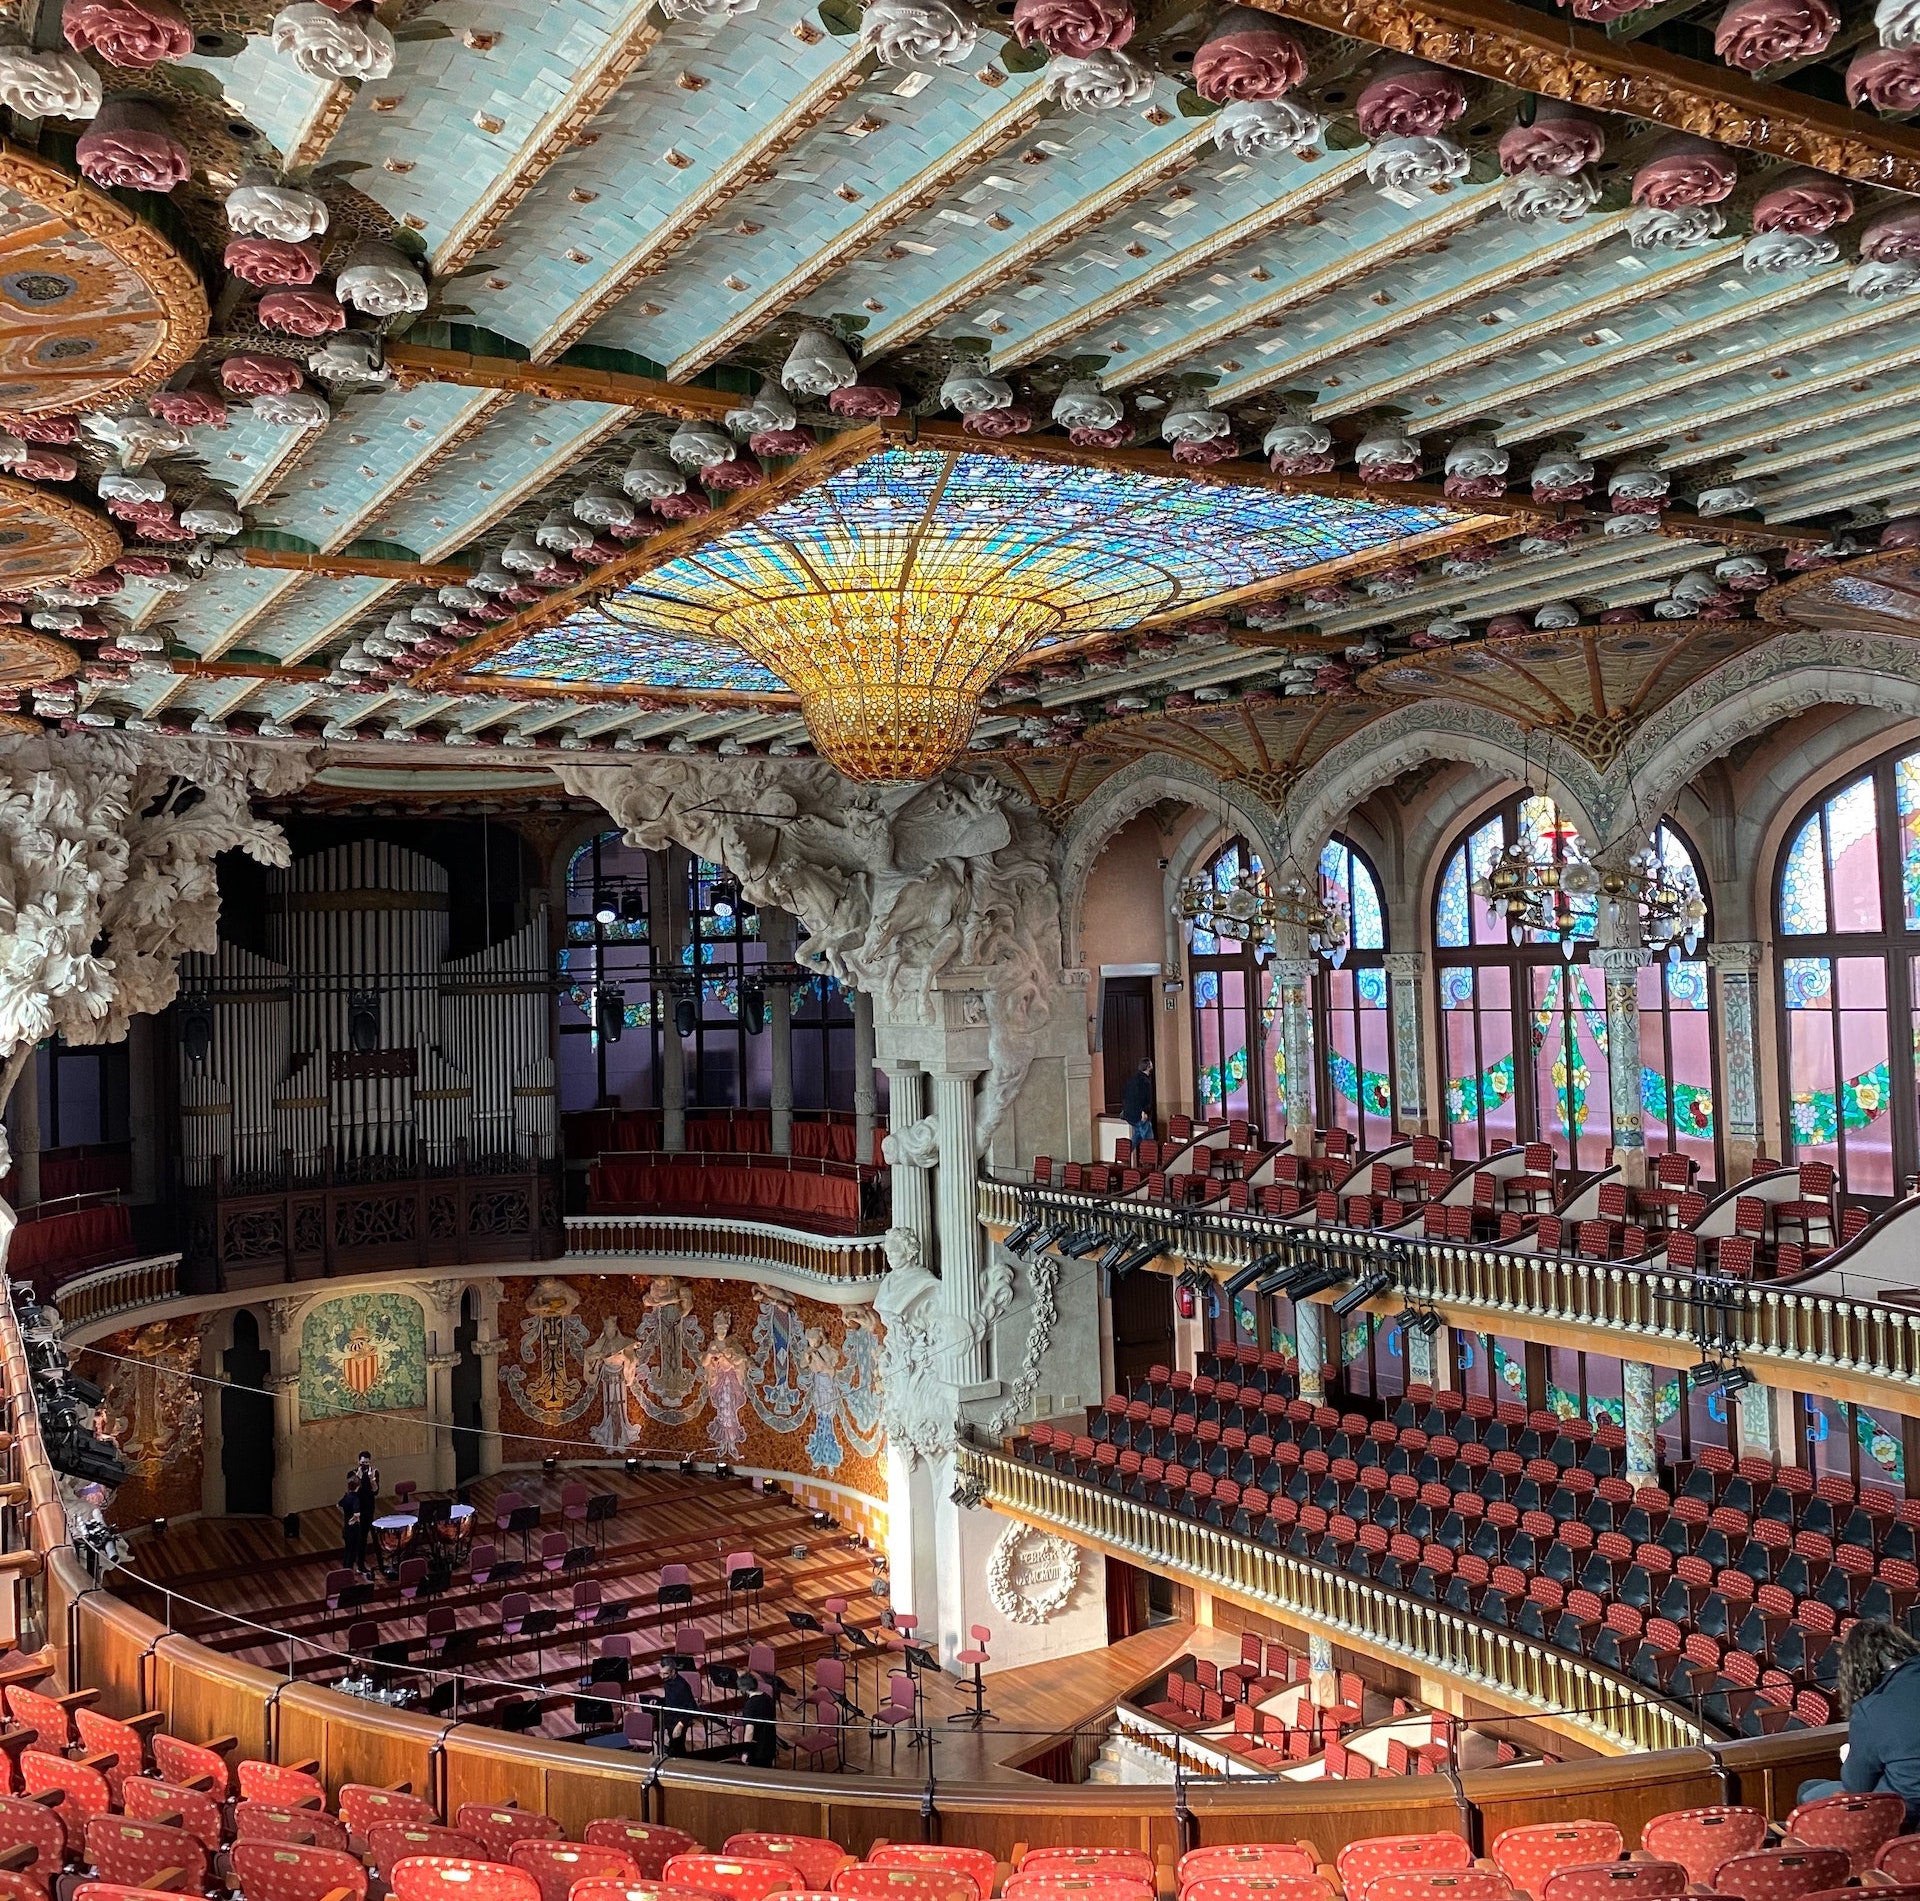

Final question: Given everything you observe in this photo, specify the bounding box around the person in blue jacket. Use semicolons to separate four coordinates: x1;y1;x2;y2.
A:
1798;1620;1920;1823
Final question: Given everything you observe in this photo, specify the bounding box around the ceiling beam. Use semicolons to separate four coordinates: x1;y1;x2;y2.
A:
1246;0;1920;191
241;546;475;585
385;343;738;419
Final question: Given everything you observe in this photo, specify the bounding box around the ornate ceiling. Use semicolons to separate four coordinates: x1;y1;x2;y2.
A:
1;0;1919;803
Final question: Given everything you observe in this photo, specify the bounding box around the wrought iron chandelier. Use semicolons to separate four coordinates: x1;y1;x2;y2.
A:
1472;835;1704;959
1174;856;1348;965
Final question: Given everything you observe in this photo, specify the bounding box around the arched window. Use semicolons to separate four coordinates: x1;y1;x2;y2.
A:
1317;836;1393;1150
1436;796;1716;1175
1187;838;1278;1132
1775;742;1920;1198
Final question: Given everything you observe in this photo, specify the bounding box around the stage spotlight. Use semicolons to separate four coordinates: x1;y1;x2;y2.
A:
1062;1228;1110;1259
743;984;766;1036
348;988;381;1053
1224;1251;1286;1298
674;991;698;1038
597;987;625;1043
593;888;617;925
1331;1269;1392;1320
1095;1235;1131;1274
1116;1239;1165;1277
1258;1256;1324;1297
710;878;739;921
1718;1363;1754;1397
624;1457;641;1476
1281;1264;1345;1304
1003;1214;1043;1257
180;991;213;1066
619;887;644;926
1033;1220;1071;1255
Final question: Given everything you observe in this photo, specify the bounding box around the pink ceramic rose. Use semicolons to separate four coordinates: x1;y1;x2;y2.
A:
1860;207;1920;260
1270;450;1335;474
1713;0;1836;69
1611;494;1665;515
66;571;122;596
702;452;764;491
0;413;77;444
1359;458;1419;483
258;287;345;337
498;583;540;605
963;406;1034;438
1355;56;1467;140
1881;519;1920;549
1191;7;1307;102
1599;606;1642;623
748;426;815;458
1497;103;1604;177
1444;473;1506;499
12;447;75;479
1013;0;1132;56
134;515;195;543
220;352;303;395
63;0;190;66
828;383;901;419
606;519;656;542
577;537;622;564
1485;614;1531;639
1847;46;1920;110
224;238;321;286
76;100;189;192
1072;422;1134;449
1171;435;1238;465
1752;172;1853;234
115;553;172;577
653;493;709;522
1631;135;1738;207
149;387;229;429
469;600;510;620
105;496;166;523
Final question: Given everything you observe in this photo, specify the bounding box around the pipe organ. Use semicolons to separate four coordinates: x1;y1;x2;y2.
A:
179;843;556;1185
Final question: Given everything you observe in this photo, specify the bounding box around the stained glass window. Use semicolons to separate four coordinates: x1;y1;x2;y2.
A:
1638;821;1716;1178
1188;839;1275;1131
1433;794;1611;1167
1775;744;1920;1199
1318;835;1392;1149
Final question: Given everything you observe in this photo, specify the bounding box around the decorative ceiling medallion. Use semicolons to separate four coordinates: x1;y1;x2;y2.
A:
0;141;206;417
0;471;121;594
438;430;1471;783
1360;619;1763;769
0;621;79;693
1757;549;1920;638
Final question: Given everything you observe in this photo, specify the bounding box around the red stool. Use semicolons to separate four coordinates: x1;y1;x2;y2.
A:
949;1624;995;1726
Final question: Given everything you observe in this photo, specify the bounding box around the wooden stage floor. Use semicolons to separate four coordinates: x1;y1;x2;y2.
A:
111;1468;1197;1783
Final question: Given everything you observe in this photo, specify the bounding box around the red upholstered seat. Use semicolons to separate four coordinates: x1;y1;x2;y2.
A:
664;1857;808;1901
1337;1836;1473;1897
1879;1841;1920;1884
1782;1792;1905;1876
834;1870;978;1901
389;1861;544;1901
510;1843;644;1901
84;1816;206;1894
1022;1853;1155;1883
149;1734;232;1802
1707;1849;1849;1901
1178;1847;1320;1886
232;1841;371;1901
455;1806;565;1863
20;1753;110;1857
1492;1825;1625;1901
121;1777;223;1854
0;1795;67;1883
582;1825;707;1878
1364;1875;1513;1901
725;1838;854;1891
237;1761;327;1809
1539;1867;1686;1901
234;1805;352;1853
369;1828;488;1881
1183;1879;1332;1901
340;1785;438;1846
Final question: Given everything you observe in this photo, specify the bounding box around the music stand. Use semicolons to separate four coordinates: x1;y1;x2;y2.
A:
416;1497;452;1527
520;1606;560;1682
845;1622;885;1718
903;1641;939;1726
336;1583;374;1630
586;1493;617;1553
506;1504;542;1564
727;1563;764;1646
785;1608;822;1704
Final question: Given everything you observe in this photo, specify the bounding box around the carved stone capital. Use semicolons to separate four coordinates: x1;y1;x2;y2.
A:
1590;947;1655;976
1271;957;1316;986
1382;952;1426;981
1707;941;1763;973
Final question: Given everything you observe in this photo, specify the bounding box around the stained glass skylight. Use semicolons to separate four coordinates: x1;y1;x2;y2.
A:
462;445;1469;776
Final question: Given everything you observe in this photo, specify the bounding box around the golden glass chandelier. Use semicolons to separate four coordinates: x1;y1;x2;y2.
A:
711;587;1060;784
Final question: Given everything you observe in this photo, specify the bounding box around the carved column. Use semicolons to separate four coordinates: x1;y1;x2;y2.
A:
1296;1299;1326;1407
1623;1360;1659;1489
471;1278;506;1479
1406;1317;1434;1391
426;1351;460;1493
931;1066;990;1389
1273;953;1316;1149
653;846;687;1153
1308;1634;1336;1707
764;912;794;1156
885;1065;934;1260
200;1324;225;1517
269;1370;301;1519
1593;944;1652;1188
1383;952;1427;1135
1737;1382;1782;1464
852;989;877;1167
1709;942;1763;1180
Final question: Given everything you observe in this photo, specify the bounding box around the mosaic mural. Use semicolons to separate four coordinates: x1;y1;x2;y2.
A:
497;1275;885;1500
76;1317;204;1526
299;1291;427;1424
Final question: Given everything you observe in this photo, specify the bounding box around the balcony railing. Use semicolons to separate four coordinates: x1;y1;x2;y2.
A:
956;1442;1712;1758
566;1214;888;1285
46;1255;181;1334
978;1180;1920;1399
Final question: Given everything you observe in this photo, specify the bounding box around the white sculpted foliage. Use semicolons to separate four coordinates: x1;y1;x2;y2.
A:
0;735;296;1060
873;1225;1015;1461
554;757;1062;1150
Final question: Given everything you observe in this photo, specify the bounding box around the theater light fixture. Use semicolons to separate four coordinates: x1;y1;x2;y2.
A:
1331;1269;1393;1320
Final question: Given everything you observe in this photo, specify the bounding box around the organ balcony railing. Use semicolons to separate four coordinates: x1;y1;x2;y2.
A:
565;1213;889;1285
954;1441;1712;1758
977;1180;1920;1411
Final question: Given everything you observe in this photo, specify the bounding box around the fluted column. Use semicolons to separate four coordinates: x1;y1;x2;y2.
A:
1709;942;1763;1179
1308;1634;1336;1706
426;1351;459;1493
1623;1360;1658;1488
1383;952;1427;1135
475;1339;506;1478
1273;954;1316;1149
852;989;877;1166
1406;1318;1434;1390
1593;943;1651;1188
885;1065;933;1258
931;1066;989;1387
1296;1299;1325;1407
270;1371;301;1518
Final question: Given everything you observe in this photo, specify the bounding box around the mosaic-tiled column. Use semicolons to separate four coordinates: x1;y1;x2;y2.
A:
1593;945;1651;1186
1296;1297;1325;1407
1274;954;1316;1148
1623;1360;1658;1488
1738;1382;1782;1463
1383;951;1427;1134
1308;1633;1336;1706
1406;1317;1434;1390
1709;942;1763;1178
